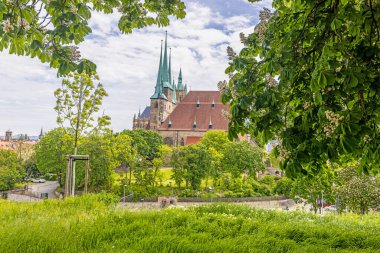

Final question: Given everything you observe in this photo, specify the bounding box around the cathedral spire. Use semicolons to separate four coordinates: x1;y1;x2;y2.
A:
151;40;164;99
162;31;169;85
177;67;183;90
169;48;172;85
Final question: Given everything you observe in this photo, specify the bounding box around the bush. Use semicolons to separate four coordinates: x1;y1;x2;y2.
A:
274;177;294;197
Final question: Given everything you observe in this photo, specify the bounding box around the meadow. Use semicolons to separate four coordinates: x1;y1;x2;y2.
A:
0;195;379;253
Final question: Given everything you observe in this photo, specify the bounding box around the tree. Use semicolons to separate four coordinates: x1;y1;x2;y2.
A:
0;150;23;191
152;145;171;187
183;144;211;190
35;128;73;185
222;141;264;179
334;167;380;214
171;146;187;188
0;0;186;76
291;168;335;213
273;177;293;197
80;134;113;191
200;130;229;153
120;129;163;160
55;72;110;191
221;1;380;176
108;133;135;185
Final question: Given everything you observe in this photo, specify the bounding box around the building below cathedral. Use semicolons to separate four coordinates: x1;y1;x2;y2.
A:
133;32;229;146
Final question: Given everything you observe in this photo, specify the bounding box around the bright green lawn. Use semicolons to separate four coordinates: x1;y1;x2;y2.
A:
0;195;379;253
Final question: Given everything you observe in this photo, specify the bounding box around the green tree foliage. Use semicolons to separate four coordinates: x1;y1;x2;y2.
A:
273;177;293;197
120;129;163;160
0;0;186;75
0;150;23;191
171;146;186;188
171;144;211;190
184;144;211;190
221;1;380;176
55;72;110;145
199;130;229;153
334;167;380;214
108;133;134;185
35;128;73;184
80;134;113;191
222;141;264;179
291;167;335;213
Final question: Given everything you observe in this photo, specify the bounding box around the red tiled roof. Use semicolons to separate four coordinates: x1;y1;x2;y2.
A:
158;91;229;131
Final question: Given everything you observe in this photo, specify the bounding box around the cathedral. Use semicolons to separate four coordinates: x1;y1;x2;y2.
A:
133;32;229;146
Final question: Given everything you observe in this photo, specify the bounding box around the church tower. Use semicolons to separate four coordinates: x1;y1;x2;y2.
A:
150;32;177;130
176;67;187;102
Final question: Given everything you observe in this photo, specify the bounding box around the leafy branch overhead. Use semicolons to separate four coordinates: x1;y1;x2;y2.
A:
0;0;186;75
221;0;380;176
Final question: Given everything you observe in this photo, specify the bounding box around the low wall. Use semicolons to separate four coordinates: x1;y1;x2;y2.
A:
120;198;294;210
7;194;40;202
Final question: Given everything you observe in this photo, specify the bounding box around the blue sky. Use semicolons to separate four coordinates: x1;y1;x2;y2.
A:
0;0;271;136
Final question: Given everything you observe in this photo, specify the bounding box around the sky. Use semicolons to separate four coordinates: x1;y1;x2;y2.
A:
0;0;272;136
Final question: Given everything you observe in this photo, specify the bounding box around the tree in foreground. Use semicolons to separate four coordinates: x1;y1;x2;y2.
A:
54;72;110;191
0;0;186;75
222;1;380;176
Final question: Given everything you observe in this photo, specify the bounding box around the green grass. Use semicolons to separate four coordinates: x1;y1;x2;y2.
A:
1;195;379;253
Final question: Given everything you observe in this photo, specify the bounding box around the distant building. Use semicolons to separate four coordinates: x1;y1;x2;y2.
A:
38;128;44;140
132;32;230;146
5;130;12;142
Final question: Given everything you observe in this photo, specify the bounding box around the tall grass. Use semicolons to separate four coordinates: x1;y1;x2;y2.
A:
0;195;379;253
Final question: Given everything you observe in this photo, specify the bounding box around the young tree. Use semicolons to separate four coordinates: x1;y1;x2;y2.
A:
221;1;380;176
0;0;186;76
222;141;264;179
334;167;380;214
171;146;187;189
0;150;23;191
55;72;110;192
183;144;211;190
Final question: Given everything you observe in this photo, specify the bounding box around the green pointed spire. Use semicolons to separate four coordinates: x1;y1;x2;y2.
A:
162;31;170;86
169;48;172;85
177;67;183;90
172;80;177;104
151;40;164;99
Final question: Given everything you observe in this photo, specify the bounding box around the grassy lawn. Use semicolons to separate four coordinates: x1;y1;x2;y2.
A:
0;195;379;253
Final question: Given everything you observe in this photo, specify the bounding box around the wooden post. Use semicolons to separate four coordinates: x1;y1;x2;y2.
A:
65;156;71;197
84;160;89;194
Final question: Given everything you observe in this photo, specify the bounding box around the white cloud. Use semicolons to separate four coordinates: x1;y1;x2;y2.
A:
0;1;270;135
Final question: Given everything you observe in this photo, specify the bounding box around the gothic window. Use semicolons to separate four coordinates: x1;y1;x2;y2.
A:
180;138;185;146
155;102;158;108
